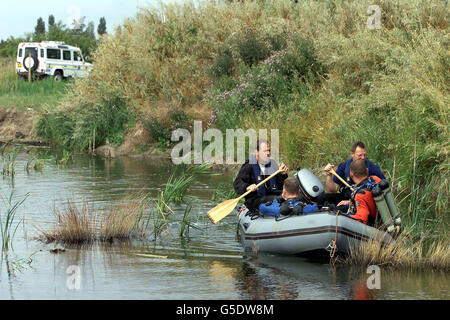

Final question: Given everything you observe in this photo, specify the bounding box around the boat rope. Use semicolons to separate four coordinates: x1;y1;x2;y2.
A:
237;205;247;217
275;215;291;221
329;210;339;262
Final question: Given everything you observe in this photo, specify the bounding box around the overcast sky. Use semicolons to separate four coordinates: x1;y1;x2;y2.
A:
0;0;185;41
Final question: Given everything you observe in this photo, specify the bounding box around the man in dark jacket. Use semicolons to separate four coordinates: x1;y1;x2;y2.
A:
318;141;385;210
233;139;289;210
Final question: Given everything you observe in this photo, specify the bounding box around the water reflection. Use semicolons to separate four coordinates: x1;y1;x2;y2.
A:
234;254;347;299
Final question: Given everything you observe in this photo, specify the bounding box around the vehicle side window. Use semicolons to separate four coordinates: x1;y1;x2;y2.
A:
63;50;71;61
18;49;22;57
47;49;61;60
40;49;44;57
73;51;81;61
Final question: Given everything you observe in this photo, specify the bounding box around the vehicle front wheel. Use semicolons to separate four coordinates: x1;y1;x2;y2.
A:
53;71;63;82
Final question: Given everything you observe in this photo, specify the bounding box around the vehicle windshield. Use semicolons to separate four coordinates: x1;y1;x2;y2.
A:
73;51;82;62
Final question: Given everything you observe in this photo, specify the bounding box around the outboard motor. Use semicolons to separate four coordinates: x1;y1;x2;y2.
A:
294;169;324;202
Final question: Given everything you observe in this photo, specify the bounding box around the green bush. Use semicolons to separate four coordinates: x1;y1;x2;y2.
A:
236;28;271;67
210;33;324;128
36;88;133;150
281;37;324;82
144;109;192;149
210;46;235;79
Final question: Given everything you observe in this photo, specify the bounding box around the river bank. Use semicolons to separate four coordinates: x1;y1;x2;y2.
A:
0;107;42;144
0;107;241;175
0;107;168;155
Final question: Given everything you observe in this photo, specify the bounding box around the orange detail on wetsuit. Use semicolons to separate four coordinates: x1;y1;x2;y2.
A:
349;176;381;224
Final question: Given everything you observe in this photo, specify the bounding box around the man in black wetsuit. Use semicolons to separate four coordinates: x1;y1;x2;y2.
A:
233;139;289;211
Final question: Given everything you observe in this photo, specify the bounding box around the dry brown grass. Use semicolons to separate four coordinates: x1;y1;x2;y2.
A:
38;201;96;244
341;231;450;271
38;195;149;244
426;239;450;270
99;196;147;242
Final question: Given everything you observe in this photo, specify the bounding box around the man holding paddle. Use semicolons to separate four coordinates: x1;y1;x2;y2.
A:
207;139;288;224
318;141;385;210
233;139;289;211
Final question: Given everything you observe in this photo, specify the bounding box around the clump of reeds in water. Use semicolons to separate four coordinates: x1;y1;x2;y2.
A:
139;163;211;240
99;195;149;242
1;143;21;178
38;164;211;244
340;231;449;271
38;200;97;244
38;196;149;244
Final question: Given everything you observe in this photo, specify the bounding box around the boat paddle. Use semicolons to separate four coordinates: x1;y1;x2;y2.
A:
207;168;283;224
329;168;354;192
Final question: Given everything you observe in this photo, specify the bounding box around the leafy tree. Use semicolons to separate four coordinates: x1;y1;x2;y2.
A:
47;20;67;40
0;37;22;57
35;17;46;35
98;17;107;35
48;15;55;28
0;15;98;58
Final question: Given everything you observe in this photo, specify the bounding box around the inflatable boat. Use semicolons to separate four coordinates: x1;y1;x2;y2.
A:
237;208;393;255
236;168;394;256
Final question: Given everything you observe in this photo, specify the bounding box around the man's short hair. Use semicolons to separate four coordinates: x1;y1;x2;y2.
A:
256;139;269;151
283;177;300;195
351;141;366;153
350;159;367;178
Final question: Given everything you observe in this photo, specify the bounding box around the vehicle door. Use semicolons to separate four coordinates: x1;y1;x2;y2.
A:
72;50;83;77
22;46;39;73
62;50;74;77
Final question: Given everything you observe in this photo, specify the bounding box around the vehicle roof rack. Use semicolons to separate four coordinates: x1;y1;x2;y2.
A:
41;41;65;45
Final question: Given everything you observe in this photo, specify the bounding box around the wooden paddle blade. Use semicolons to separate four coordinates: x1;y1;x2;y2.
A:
207;198;240;224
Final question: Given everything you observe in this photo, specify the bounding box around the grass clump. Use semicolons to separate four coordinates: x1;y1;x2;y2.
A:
35;85;134;151
141;164;211;240
38;201;97;244
99;195;150;242
341;232;450;271
1;142;21;178
38;196;150;245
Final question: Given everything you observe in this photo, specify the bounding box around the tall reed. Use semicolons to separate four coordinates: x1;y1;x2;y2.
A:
142;164;210;239
0;191;29;251
0;143;21;178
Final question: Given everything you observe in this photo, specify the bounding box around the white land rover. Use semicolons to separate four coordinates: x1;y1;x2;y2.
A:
16;41;93;81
